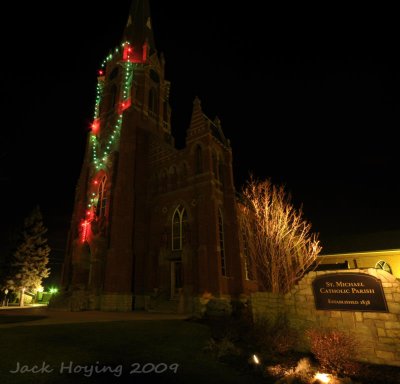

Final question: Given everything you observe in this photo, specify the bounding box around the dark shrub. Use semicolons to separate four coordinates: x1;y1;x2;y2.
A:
306;328;360;376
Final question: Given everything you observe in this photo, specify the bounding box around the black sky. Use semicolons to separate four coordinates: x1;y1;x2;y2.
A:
2;1;400;259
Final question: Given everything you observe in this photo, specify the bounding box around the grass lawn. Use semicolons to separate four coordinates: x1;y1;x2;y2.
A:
0;319;266;384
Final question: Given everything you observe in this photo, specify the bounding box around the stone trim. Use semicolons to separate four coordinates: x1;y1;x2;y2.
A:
251;269;400;366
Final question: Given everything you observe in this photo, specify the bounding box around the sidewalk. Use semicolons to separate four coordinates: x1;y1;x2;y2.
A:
0;306;189;328
0;303;48;310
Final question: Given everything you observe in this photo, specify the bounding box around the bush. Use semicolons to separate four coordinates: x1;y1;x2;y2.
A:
205;298;232;318
306;328;360;376
266;357;315;384
253;314;299;356
203;310;254;349
204;336;241;361
272;326;298;355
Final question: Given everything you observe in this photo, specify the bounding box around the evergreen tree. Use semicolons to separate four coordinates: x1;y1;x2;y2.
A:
6;206;50;306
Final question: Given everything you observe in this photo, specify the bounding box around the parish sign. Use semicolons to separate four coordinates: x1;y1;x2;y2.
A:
312;273;388;312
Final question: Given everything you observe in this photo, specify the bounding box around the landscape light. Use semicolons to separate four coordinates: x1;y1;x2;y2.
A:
314;372;331;383
252;354;260;365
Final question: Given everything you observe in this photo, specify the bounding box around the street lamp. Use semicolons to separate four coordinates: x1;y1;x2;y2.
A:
3;289;9;306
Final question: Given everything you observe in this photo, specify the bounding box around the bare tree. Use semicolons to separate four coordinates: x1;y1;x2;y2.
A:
239;176;321;293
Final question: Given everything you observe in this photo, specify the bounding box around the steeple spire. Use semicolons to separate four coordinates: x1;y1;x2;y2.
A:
122;0;156;61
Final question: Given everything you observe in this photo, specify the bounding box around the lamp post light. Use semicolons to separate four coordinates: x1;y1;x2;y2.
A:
3;289;9;306
36;286;44;303
49;287;58;295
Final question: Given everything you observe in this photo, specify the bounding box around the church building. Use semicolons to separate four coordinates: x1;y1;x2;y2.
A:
60;0;258;311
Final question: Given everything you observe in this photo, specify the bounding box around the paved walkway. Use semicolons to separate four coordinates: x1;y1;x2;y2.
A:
0;306;189;328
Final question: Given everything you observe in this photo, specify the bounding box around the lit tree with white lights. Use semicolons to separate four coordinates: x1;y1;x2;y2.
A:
6;206;50;306
239;176;321;293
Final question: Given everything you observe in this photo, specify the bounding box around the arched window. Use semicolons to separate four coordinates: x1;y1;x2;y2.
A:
148;87;158;116
163;101;168;123
172;205;188;250
212;152;218;177
99;85;118;115
375;260;392;274
218;160;224;185
218;208;226;276
110;84;117;109
96;175;107;218
195;145;203;174
170;166;178;189
182;163;188;180
160;170;168;192
109;67;119;80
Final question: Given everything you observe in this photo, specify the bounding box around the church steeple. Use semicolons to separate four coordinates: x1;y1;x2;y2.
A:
122;0;156;62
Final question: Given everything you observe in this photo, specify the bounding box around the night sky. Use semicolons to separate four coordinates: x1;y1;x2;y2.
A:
2;1;400;274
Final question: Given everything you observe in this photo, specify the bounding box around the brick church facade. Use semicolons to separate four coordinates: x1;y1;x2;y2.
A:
61;0;258;311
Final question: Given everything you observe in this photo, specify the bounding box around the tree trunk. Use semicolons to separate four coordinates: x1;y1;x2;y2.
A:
19;288;25;307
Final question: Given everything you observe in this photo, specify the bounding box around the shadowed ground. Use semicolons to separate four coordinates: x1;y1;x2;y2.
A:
0;307;266;384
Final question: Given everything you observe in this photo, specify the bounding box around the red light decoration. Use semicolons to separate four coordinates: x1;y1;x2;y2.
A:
118;98;131;114
98;69;104;76
123;44;134;61
81;220;89;243
123;41;146;63
91;119;100;135
142;42;148;62
86;208;95;222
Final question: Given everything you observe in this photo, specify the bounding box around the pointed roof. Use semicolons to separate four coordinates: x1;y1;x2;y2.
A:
122;0;156;54
188;97;206;134
187;98;230;147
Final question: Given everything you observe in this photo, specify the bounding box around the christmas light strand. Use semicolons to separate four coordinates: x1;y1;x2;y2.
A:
89;41;135;172
85;42;135;217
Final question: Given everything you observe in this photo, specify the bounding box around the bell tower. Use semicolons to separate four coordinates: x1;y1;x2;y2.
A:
61;0;172;311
